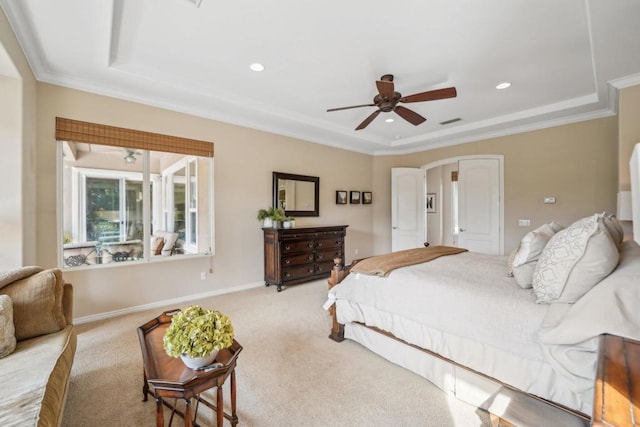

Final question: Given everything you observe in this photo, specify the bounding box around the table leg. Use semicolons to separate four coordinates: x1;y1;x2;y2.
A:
184;398;193;427
230;369;238;426
217;385;224;427
155;396;164;427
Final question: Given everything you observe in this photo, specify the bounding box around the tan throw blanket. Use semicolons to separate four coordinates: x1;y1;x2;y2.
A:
351;246;468;277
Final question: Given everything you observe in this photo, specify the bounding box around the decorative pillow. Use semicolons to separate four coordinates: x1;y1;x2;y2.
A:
512;261;537;289
161;232;179;256
150;236;165;255
532;214;619;304
0;269;67;340
0;295;16;358
512;223;557;267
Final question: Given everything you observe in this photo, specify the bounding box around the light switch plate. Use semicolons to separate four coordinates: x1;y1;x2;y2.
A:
544;197;556;204
519;219;531;226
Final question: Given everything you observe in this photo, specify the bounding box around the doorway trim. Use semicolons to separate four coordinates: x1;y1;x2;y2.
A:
422;154;504;255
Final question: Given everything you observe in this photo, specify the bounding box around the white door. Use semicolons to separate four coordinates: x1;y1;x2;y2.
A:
457;158;501;254
391;167;426;251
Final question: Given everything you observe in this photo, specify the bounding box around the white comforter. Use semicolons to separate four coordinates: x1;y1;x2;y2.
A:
329;243;640;414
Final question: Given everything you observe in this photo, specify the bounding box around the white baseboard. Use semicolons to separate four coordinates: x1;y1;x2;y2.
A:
73;281;265;324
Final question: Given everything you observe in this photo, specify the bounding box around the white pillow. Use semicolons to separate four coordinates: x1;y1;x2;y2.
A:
602;213;623;250
0;295;16;358
532;214;619;303
512;223;557;267
512;262;536;289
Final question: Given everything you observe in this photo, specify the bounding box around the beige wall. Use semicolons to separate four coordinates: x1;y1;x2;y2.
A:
619;84;640;191
0;8;37;269
371;117;619;254
36;83;373;318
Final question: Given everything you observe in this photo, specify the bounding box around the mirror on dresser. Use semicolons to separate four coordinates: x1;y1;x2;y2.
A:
272;172;320;217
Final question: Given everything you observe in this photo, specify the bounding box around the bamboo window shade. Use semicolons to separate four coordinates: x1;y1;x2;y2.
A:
55;117;214;157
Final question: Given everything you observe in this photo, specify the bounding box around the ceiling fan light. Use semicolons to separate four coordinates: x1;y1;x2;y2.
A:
249;63;265;72
496;82;511;90
385;118;394;123
124;154;136;164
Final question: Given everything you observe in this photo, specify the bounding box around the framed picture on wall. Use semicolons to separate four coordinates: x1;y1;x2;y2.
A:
336;190;348;204
426;193;436;213
362;191;372;204
350;191;361;204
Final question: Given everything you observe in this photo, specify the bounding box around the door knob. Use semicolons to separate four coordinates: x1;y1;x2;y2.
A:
459;228;466;232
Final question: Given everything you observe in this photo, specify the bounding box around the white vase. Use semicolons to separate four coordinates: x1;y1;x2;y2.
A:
180;350;219;369
283;220;291;229
263;218;273;228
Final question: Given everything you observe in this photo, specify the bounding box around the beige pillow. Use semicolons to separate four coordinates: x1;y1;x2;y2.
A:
512;223;557;267
532;214;619;303
0;269;67;340
0;295;16;358
161;232;179;256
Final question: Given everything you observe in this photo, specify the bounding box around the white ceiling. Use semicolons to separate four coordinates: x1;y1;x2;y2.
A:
2;0;640;155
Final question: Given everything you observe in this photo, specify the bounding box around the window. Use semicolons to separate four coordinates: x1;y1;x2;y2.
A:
57;118;214;269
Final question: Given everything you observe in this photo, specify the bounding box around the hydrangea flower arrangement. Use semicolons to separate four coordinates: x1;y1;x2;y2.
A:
163;305;234;358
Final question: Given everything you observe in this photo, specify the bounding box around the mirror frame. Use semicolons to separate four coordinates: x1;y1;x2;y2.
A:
272;172;320;217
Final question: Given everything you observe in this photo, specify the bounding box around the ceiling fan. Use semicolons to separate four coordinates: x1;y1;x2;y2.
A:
327;74;457;130
124;148;142;164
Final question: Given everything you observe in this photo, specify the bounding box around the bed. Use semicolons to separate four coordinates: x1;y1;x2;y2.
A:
325;213;640;426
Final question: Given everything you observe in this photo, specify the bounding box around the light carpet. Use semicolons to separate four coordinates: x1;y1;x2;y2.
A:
62;279;490;426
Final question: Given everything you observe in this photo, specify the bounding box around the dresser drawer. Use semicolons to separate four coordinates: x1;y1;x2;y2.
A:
281;240;315;253
282;253;315;267
315;248;343;263
315;238;343;250
282;264;316;282
314;260;335;276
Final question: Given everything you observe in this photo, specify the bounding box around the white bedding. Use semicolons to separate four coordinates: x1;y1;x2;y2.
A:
328;244;640;415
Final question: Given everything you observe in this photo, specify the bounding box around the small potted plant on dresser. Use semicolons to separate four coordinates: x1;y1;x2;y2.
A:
257;207;286;228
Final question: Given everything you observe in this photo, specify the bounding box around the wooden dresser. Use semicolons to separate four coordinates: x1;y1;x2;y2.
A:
263;225;348;291
592;334;639;426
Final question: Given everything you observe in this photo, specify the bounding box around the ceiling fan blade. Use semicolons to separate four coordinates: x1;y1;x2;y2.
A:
355;110;381;130
394;105;426;126
376;80;395;99
327;103;376;112
399;87;457;103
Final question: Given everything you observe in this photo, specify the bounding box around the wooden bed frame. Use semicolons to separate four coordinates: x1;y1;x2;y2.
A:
326;258;591;427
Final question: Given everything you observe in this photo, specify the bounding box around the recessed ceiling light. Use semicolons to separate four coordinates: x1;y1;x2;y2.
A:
496;82;511;90
249;63;265;72
385;118;394;123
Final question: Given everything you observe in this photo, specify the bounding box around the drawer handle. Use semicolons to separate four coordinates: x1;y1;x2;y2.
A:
308;242;314;248
308;268;314;273
317;254;324;260
317;265;324;272
284;272;291;278
308;255;314;261
317;242;323;247
285;259;291;264
284;245;291;250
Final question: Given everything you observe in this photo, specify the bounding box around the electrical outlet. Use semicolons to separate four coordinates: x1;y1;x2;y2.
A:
354;248;359;255
200;272;207;281
518;219;531;227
